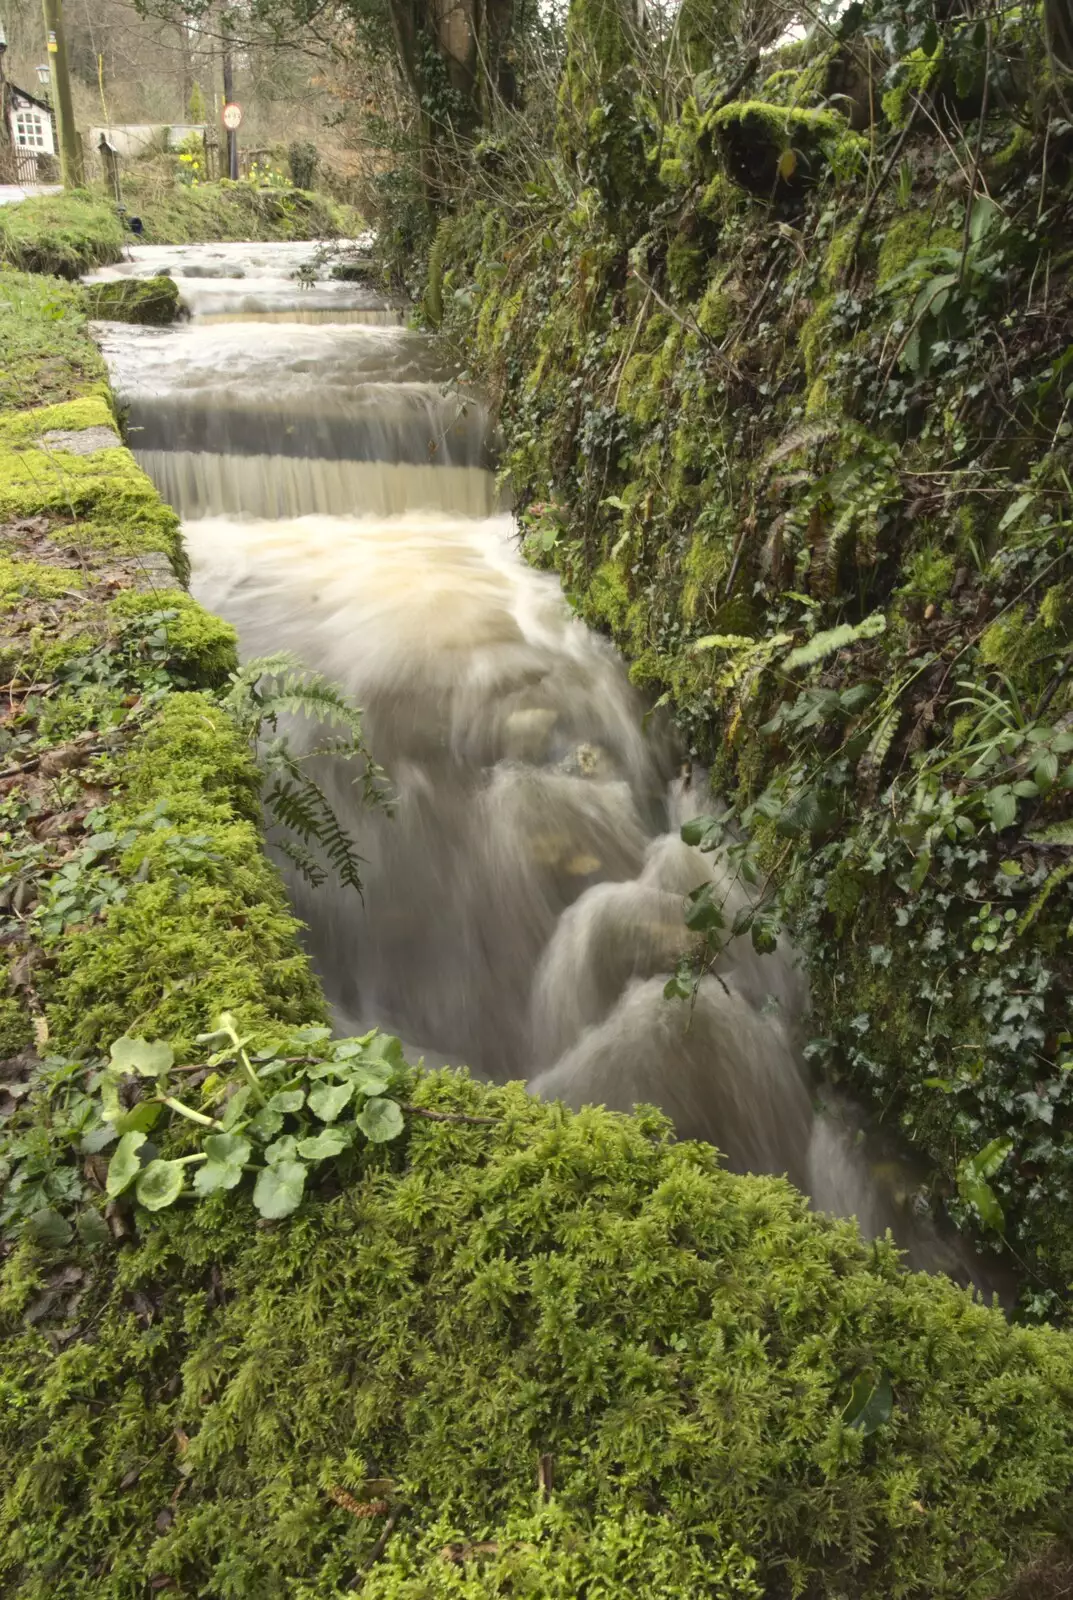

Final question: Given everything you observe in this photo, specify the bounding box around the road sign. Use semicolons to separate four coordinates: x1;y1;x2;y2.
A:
222;102;242;131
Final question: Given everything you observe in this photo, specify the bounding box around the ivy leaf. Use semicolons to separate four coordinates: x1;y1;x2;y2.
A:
680;814;723;850
297;1125;353;1161
253;1159;307;1219
684;882;725;934
135;1159;186;1212
106;1131;147;1198
109;1036;174;1078
308;1081;354;1123
193;1134;250;1196
356;1097;405;1143
842;1373;893;1435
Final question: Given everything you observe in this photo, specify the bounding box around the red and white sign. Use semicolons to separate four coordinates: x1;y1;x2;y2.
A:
222;102;243;131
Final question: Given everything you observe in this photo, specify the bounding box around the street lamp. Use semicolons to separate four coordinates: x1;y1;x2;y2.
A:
36;62;50;103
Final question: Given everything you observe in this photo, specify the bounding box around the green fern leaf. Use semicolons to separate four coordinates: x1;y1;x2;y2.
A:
783;611;886;672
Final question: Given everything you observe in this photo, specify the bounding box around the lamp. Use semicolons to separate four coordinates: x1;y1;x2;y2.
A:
36;63;51;86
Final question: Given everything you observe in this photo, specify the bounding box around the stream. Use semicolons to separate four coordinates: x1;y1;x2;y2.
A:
86;240;995;1288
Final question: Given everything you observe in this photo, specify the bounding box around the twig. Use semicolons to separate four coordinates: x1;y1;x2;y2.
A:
630;271;746;382
362;1506;403;1571
401;1104;501;1126
959;16;992;284
842;95;925;287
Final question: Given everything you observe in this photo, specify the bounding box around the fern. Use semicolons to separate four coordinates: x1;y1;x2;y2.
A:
1017;859;1073;938
783;611;886;672
221;654;388;897
1029;820;1073;846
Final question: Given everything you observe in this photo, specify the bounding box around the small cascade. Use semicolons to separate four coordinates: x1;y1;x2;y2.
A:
93;240;1001;1292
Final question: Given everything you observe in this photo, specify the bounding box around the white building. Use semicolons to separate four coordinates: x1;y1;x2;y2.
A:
8;84;55;157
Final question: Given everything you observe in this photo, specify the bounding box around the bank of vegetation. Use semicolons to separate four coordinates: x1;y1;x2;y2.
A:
4;8;1073;1587
414;0;1073;1323
0;182;357;279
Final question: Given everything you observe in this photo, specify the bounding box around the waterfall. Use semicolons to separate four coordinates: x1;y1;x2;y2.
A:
91;240;1001;1291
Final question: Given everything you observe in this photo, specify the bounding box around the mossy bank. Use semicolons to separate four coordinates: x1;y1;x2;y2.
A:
0;181;358;279
2;214;1073;1597
428;0;1073;1315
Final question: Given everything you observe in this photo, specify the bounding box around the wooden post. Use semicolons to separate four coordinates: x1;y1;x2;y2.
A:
220;7;238;180
40;0;83;186
98;134;121;204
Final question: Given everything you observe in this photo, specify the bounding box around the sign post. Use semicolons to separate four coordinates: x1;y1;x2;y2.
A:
222;99;241;181
40;0;82;187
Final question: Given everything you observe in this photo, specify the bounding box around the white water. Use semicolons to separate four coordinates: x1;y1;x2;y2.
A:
92;241;998;1288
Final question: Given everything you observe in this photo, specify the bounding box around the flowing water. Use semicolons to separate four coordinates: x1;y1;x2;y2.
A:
89;241;1000;1288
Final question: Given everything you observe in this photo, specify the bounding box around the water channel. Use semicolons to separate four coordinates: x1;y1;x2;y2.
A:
86;239;995;1288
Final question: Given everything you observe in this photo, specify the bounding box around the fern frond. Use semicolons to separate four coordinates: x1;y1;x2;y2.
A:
1030;820;1073;845
274;836;328;888
783;611;886;672
1017;859;1073;937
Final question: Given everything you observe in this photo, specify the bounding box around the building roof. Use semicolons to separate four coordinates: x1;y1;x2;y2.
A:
9;84;53;115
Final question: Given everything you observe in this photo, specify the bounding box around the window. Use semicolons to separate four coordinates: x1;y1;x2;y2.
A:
13;110;48;150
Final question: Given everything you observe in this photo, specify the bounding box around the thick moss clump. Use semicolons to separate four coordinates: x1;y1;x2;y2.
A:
3;1079;1073;1598
704;101;864;196
0;192;126;278
81;274;182;325
44;693;324;1055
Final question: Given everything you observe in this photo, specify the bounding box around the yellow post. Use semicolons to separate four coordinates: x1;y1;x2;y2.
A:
41;0;83;187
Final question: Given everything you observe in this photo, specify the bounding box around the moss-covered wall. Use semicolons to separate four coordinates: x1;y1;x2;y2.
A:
431;2;1073;1312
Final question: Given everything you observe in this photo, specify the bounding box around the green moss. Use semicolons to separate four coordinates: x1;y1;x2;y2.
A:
0;394;115;445
0;434;184;579
5;1077;1073;1596
44;694;323;1056
0;557;81;610
107;590;239;687
881;46;943;127
0;986;32;1061
898;546;956;606
704;100;865;195
798;294;835;380
584;557;632;632
0;271;109;412
666;235;706;299
0;193;125;278
822;222;858;288
80;275;181;326
876;217;960;288
979;586;1073;696
696;280;734;339
681;530;727;619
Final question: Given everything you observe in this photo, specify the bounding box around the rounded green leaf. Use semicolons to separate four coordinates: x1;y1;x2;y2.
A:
265;1135;299;1164
297;1125;352;1161
253;1159;307;1219
268;1089;305;1114
193;1134;251;1196
356;1097;405;1143
135;1159;186;1212
106;1131;147;1198
309;1081;354;1123
109;1036;174;1078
